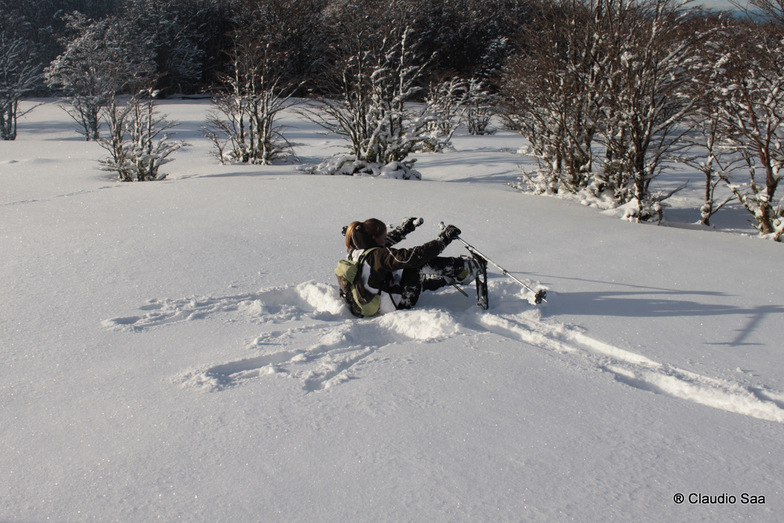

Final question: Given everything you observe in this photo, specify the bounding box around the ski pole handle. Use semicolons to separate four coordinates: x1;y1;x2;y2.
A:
438;221;470;248
437;221;455;235
437;222;547;303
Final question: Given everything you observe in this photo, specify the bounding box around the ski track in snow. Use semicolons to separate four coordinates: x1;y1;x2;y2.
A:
1;185;120;207
475;312;784;424
102;281;784;423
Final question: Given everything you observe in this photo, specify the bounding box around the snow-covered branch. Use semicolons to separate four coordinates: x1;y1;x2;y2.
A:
0;31;41;140
304;23;437;178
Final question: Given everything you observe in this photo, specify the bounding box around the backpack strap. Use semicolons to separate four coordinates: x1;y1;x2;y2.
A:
356;246;379;265
351;246;383;312
353;246;380;293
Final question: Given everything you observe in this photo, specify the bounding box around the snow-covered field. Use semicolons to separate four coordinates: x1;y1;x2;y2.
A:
2;100;783;522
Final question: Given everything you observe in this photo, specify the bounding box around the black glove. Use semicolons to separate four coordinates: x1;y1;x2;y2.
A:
399;217;423;235
438;224;461;245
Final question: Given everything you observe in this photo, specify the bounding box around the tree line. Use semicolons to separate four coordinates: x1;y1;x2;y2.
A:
2;0;783;239
1;0;526;97
502;0;784;239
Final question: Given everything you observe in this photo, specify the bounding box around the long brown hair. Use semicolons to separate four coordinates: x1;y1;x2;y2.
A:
345;218;386;250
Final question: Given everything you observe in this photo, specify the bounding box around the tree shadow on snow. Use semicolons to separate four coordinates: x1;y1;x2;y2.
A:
535;276;784;348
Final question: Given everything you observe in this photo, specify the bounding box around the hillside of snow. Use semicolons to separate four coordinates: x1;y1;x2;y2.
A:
2;100;783;522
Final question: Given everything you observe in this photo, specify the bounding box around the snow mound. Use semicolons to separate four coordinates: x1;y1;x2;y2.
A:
303;154;422;179
376;309;460;341
294;280;348;316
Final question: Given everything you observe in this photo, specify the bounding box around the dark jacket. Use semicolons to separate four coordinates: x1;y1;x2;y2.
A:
349;224;446;295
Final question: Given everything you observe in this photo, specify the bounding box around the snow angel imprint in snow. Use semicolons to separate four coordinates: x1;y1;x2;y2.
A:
336;217;479;317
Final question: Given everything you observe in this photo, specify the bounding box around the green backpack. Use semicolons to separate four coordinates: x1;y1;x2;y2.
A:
335;247;381;317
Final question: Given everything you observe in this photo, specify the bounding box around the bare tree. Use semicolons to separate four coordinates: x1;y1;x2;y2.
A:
678;111;736;226
742;0;784;24
308;13;434;178
423;76;468;151
45;12;155;140
502;0;607;195
99;88;185;181
0;26;41;140
504;0;702;222
204;32;299;165
593;0;701;222
697;19;784;239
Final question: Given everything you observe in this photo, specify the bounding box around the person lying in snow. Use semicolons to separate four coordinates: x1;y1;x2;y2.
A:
340;217;478;316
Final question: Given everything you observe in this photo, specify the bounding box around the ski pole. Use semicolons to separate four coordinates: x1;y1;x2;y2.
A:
439;223;547;304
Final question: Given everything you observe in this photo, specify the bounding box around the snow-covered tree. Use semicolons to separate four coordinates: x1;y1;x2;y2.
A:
204;0;332;165
116;0;209;95
204;30;299;165
99;88;185;182
423;77;468;151
672;15;741;227
595;0;702;222
306;7;436;178
677;109;737;226
695;19;784;239
0;0;120;80
465;79;496;135
0;14;41;140
746;0;784;24
502;0;603;194
504;0;702;222
45;12;155;140
228;0;328;91
416;0;530;81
